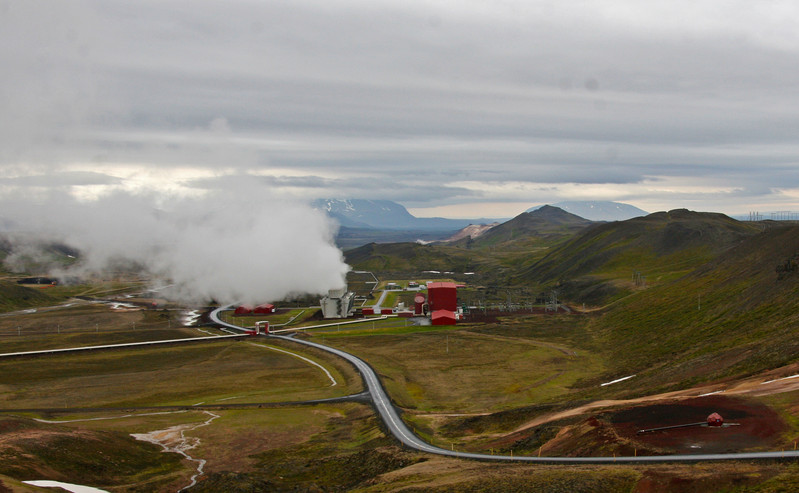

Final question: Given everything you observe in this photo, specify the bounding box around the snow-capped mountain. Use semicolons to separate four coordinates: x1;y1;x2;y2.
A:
312;199;479;231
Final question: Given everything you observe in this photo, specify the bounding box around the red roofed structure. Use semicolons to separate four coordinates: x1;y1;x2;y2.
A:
254;303;275;314
431;309;457;326
427;282;458;313
234;304;254;315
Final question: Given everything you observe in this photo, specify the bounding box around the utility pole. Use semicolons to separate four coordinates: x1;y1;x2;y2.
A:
546;290;558;312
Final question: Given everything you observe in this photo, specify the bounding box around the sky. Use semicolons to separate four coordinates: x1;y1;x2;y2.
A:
3;0;799;220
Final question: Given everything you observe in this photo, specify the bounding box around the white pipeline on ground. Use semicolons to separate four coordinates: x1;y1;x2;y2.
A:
23;480;109;493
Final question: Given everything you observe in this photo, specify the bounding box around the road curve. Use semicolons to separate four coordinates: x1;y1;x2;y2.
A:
212;306;799;463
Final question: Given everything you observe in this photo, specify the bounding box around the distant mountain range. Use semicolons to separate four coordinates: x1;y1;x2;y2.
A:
315;199;651;249
315;199;646;231
527;201;648;221
312;199;484;231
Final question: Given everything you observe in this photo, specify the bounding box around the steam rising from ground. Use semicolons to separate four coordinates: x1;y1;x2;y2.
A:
1;189;349;305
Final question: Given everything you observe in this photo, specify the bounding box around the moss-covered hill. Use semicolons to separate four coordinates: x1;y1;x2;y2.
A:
467;205;594;249
588;221;799;393
343;206;596;286
512;209;762;305
0;416;184;491
344;241;503;282
0;281;55;313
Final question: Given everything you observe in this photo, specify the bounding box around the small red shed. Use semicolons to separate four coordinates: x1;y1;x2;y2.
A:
431;309;456;326
254;303;275;314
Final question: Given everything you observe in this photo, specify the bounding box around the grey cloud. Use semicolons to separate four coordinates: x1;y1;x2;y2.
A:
0;171;121;187
3;0;799;216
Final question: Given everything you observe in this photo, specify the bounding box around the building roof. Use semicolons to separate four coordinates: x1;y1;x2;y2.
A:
431;309;457;325
427;281;457;290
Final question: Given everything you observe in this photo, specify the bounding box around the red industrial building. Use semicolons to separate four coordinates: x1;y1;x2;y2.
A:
235;303;275;316
254;303;275;314
234;304;254;316
427;282;458;312
357;281;461;325
427;282;459;325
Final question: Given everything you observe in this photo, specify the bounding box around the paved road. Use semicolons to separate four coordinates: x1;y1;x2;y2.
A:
213;306;799;463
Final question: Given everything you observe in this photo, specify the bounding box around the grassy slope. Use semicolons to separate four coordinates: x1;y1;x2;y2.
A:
0;415;185;492
513;209;761;305
317;221;799;461
0;280;147;314
309;322;601;415
0;339;360;409
345;242;489;274
0;282;55;313
0;305;189;353
342;207;595;280
589;223;799;396
468;205;593;249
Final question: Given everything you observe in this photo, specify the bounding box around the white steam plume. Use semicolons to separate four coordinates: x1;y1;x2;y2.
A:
1;188;349;305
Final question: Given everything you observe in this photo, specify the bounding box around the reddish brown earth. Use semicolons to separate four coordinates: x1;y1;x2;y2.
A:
607;395;787;454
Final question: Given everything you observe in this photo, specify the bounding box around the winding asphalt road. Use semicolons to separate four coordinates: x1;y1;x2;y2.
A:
210;306;799;463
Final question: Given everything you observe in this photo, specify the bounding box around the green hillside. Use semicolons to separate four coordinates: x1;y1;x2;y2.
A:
0;281;55;312
589;222;799;394
468;205;594;249
344;206;596;287
512;209;761;305
345;210;799;396
344;242;501;281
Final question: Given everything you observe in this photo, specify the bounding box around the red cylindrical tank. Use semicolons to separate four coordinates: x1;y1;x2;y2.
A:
414;294;426;315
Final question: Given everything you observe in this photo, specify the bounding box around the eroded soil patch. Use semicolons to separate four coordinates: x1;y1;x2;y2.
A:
608;395;786;454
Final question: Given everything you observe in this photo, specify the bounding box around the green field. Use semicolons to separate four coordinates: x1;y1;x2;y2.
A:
0;339;360;409
309;319;602;414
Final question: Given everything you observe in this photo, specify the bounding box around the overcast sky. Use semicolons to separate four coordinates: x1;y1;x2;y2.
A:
3;0;799;219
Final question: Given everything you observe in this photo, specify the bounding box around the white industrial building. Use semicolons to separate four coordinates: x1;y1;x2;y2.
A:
320;287;355;319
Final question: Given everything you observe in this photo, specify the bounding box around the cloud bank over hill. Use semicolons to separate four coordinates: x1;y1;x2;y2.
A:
3;1;799;219
1;188;349;305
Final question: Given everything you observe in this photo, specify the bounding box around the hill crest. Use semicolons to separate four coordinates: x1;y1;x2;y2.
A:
513;209;762;304
527;201;648;221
